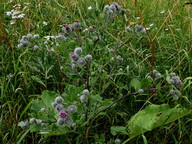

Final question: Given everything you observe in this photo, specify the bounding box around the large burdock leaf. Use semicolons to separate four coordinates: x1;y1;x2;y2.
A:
124;104;191;142
40;90;60;107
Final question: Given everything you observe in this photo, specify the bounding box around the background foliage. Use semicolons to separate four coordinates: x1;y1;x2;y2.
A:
0;0;191;143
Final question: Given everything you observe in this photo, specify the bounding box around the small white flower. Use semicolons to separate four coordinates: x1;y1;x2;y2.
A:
24;2;31;5
7;0;13;3
12;10;20;16
149;24;154;27
43;21;48;25
10;20;15;25
5;11;12;16
17;14;25;18
13;4;21;8
88;6;92;10
82;28;89;33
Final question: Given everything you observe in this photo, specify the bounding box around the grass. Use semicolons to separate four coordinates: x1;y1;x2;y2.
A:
0;0;192;143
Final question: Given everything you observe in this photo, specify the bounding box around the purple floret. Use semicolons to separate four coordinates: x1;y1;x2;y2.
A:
59;112;67;119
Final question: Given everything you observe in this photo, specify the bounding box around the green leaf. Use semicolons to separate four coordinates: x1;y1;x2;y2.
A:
40;90;59;107
29;124;42;132
31;76;46;88
142;134;148;144
31;100;46;113
90;94;103;102
16;129;30;144
184;77;192;81
111;126;128;136
155;82;161;90
141;78;151;88
130;78;141;91
40;124;70;136
62;84;83;103
19;100;33;120
126;104;192;139
97;98;114;111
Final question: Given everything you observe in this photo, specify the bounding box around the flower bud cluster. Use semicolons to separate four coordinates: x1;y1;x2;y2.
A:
62;20;81;34
104;2;126;15
135;25;146;35
77;89;90;103
138;89;144;94
169;89;181;101
88;25;96;32
17;34;40;49
125;27;132;33
169;73;183;88
19;121;29;129
51;96;77;126
70;47;92;70
115;139;121;144
44;33;66;42
19;118;47;130
147;75;153;80
153;70;161;78
110;55;124;63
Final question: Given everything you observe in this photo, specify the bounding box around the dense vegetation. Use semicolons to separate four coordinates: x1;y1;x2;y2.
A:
0;0;191;143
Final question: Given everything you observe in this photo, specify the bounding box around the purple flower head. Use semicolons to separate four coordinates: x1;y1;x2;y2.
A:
59;33;65;36
55;104;64;112
74;20;79;23
63;24;67;27
177;81;183;86
71;54;76;59
70;53;79;61
59;112;67;119
66;26;70;30
73;21;81;30
111;2;121;10
112;2;118;6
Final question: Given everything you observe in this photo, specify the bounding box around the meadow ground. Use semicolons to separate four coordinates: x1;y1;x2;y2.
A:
0;0;192;143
